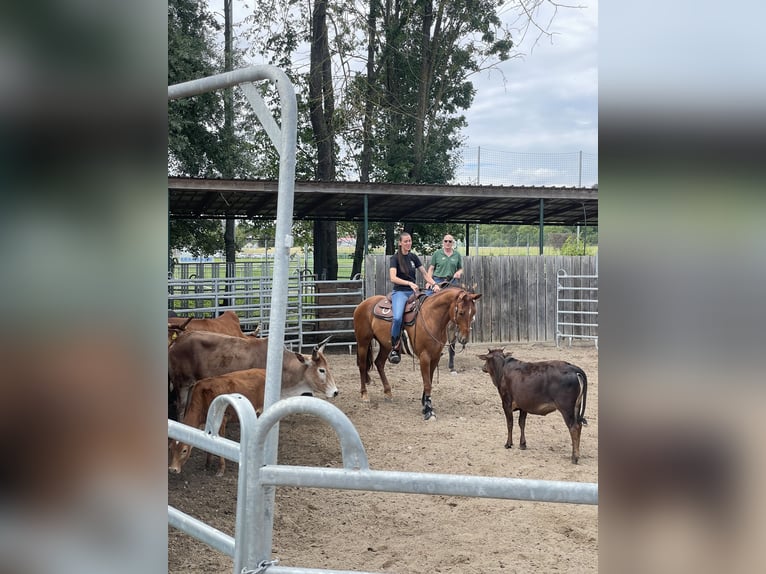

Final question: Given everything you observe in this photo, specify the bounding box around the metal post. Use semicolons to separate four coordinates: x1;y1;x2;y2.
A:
169;64;297;572
539;199;544;255
477;146;481;184
465;223;470;255
363;194;369;256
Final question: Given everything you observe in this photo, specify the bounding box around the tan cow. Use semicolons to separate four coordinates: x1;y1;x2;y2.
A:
167;310;248;338
168;368;266;476
167;331;337;420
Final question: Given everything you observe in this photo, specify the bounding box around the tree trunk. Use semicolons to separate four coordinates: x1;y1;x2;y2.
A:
411;0;434;182
309;0;338;280
351;0;379;279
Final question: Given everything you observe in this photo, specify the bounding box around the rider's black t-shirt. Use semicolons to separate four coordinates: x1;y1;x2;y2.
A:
390;252;422;291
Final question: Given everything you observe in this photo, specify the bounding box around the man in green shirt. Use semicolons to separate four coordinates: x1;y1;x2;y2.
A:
426;234;464;374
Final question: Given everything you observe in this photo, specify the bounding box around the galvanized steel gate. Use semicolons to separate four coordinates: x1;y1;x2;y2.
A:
168;67;597;574
556;269;599;348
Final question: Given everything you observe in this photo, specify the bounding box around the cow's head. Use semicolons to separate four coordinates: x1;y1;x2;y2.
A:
477;348;506;386
168;439;193;474
292;337;338;399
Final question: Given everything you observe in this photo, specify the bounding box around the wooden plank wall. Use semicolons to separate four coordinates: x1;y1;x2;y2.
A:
364;254;598;343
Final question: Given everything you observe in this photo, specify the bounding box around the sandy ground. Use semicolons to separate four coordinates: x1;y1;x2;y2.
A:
168;341;598;573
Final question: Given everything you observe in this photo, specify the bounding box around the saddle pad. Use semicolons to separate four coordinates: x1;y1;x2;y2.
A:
372;293;423;325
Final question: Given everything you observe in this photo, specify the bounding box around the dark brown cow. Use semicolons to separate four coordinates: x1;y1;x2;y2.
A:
167;310;247;338
168;368;266;477
167;331;337;419
477;348;588;463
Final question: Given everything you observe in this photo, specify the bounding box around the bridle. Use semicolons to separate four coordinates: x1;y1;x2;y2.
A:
417;289;465;347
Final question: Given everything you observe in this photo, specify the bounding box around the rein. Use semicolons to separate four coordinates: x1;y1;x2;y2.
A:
416;290;459;347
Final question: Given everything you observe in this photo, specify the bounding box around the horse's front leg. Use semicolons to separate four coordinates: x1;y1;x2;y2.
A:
419;356;437;421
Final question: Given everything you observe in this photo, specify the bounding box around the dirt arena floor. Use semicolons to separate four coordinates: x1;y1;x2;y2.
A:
168;341;598;573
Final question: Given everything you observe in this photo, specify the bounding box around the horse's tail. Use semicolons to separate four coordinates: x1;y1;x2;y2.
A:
400;331;413;356
365;341;374;372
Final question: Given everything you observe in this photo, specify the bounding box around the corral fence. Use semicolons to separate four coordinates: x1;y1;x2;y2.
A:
169;255;599;351
168;270;363;353
364;254;599;344
168;66;597;574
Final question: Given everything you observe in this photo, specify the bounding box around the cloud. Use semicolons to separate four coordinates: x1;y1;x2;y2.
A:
463;2;598;153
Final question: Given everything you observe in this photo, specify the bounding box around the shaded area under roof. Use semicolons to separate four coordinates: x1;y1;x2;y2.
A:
168;177;598;226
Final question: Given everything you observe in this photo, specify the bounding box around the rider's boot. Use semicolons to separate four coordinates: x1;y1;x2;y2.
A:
389;337;401;364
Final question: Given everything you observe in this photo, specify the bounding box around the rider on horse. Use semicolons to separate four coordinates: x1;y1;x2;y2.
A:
388;232;440;364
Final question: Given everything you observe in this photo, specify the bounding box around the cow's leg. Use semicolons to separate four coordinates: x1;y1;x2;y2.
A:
502;406;514;449
499;395;514;448
176;385;190;421
518;411;528;450
569;421;582;464
205;415;228;476
558;407;581;464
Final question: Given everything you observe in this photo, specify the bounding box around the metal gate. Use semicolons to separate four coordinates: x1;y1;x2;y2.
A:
168;396;598;574
556;269;599;347
167;274;363;353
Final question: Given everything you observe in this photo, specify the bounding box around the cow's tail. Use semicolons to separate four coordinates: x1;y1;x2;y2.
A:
576;368;588;425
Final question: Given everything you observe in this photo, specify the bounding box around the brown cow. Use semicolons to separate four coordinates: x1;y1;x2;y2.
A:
168;368;266;476
167;331;337;419
477;348;588;464
167;310;248;338
167;316;193;348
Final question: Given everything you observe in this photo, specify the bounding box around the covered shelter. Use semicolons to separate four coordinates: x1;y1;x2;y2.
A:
168;177;598;254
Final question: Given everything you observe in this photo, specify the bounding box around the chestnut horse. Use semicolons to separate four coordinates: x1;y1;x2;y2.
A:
353;286;482;420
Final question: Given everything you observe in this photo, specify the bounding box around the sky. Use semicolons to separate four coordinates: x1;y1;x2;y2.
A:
462;1;598;154
228;0;598;158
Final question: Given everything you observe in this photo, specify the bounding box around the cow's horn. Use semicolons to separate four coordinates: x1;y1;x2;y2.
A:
313;335;332;350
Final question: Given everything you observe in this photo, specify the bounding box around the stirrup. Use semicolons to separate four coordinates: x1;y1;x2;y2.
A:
388;349;401;364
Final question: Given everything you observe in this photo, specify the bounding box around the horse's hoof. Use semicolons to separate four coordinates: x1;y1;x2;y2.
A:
383;392;393;402
424;412;436;421
361;392;370;403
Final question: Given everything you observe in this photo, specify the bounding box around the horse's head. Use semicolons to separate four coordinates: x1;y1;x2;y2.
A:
449;289;482;348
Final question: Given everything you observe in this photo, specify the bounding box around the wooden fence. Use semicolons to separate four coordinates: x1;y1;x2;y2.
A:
363;255;598;343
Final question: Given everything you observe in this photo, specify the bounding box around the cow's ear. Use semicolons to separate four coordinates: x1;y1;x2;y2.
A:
293;352;307;364
477;354;488;360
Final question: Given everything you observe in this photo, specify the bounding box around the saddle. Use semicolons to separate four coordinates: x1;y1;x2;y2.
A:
373;292;427;325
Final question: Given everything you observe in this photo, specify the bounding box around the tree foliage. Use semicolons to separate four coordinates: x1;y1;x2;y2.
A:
168;1;575;265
